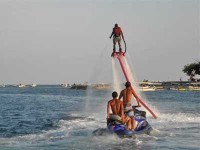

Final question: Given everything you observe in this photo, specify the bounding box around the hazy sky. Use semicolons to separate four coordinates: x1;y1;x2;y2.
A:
1;0;200;84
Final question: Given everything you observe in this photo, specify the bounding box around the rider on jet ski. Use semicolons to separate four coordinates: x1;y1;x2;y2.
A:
107;91;132;130
118;81;141;130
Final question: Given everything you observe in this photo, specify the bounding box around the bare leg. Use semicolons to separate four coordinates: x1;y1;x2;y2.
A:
118;40;122;51
126;118;132;130
113;44;116;52
113;39;116;52
131;118;136;130
123;116;131;130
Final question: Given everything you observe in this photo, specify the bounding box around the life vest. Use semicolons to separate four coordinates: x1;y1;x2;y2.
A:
113;27;121;36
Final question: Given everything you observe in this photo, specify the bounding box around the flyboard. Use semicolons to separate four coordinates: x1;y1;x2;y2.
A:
111;50;158;119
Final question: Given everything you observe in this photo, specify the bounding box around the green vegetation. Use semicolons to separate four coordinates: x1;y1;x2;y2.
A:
182;61;200;81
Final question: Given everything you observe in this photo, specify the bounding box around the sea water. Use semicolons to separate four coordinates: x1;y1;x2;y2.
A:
0;85;199;150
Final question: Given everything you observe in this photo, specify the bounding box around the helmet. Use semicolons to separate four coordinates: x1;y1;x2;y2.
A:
112;91;118;98
125;81;131;87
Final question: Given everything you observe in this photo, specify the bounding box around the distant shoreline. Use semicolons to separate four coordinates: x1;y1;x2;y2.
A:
1;81;200;91
1;80;199;85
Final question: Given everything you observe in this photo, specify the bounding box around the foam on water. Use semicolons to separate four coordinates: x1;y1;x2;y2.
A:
0;107;156;149
147;111;200;140
0;113;99;146
157;112;200;123
0;93;199;150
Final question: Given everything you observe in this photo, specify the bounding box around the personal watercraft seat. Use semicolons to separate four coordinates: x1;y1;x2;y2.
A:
107;114;123;125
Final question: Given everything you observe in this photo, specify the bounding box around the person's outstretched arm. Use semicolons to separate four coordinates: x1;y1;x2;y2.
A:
132;90;141;106
110;29;114;39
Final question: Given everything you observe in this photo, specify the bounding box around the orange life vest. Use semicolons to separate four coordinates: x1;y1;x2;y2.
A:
113;27;121;37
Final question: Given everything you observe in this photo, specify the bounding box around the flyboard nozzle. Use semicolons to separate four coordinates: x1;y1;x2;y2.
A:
111;52;117;57
111;51;124;57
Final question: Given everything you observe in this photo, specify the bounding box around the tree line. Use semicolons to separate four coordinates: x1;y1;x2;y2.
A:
182;61;200;82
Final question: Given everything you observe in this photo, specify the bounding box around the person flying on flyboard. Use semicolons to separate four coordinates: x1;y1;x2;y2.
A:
110;24;126;57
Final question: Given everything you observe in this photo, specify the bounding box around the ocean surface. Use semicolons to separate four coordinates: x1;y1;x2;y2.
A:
0;85;199;150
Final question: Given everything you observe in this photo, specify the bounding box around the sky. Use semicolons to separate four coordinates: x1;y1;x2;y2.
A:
0;0;200;84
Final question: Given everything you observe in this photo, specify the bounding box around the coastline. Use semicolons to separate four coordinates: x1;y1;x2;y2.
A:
1;81;200;91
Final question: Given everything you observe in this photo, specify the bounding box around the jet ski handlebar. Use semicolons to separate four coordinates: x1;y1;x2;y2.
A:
132;105;141;110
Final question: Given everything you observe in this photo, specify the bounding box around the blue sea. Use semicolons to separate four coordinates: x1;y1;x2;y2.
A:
0;85;199;150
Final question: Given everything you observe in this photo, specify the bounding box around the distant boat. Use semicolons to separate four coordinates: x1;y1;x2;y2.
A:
70;84;88;90
61;83;71;88
138;82;161;91
188;82;200;91
139;86;157;91
30;83;37;87
92;83;111;90
170;82;200;91
18;84;26;88
170;86;188;91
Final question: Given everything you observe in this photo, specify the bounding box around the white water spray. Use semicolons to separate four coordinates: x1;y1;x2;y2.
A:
123;57;141;97
112;58;121;93
124;55;160;116
111;54;159;116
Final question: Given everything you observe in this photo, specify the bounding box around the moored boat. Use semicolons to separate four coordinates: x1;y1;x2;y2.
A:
70;84;88;90
92;83;111;90
18;84;26;88
30;83;37;87
139;85;157;91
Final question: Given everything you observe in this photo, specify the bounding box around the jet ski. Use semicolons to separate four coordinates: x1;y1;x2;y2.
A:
106;106;152;138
